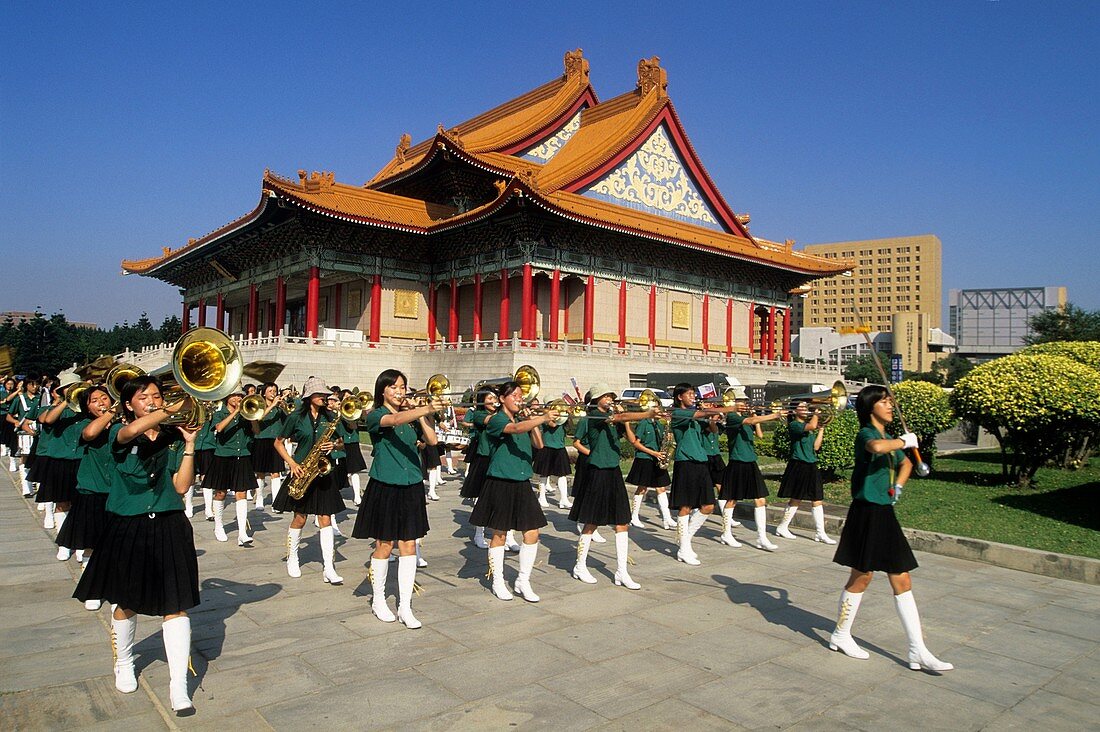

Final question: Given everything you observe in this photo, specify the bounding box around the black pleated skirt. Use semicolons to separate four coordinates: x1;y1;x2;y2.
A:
533;447;571;477
271;472;346;515
34;457;79;503
351;478;429;541
421;443;441;475
718;460;769;500
707;454;726;485
671;460;716;509
344;444;367;473
329;457;348;490
195;449;214;476
56;490;110;550
460;453;488;498
572;453;590;500
73;511;200;616
777;460;824;501
202;455;257;493
469;478;547;532
251;438;286;473
626;458;671;488
568;466;632;526
833;500;918;574
25;450;46;481
0;419;14;451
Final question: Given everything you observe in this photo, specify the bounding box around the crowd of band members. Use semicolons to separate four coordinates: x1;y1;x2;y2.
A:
0;368;951;716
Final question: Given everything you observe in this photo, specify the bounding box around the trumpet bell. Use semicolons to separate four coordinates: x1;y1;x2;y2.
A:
514;364;540;403
65;381;93;412
239;394;267;421
105;363;147;402
172;327;243;403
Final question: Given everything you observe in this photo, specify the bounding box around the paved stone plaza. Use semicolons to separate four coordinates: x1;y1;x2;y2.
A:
1;468;1097;731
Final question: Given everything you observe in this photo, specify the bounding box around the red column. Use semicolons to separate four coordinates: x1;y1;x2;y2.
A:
520;263;534;341
583;275;595;345
369;274;382;344
306;266;320;339
333;283;342;330
215;292;225;331
448;278;459;344
648;285;657;349
472;273;483;341
247;284;258;338
759;309;767;360
427;284;438;345
275;276;286;336
702;294;710;353
182;300;190;334
499;269;510;339
618;280;627;348
767;306;777;361
782;309;792;361
196;298;206;327
549;269;560;343
725;298;733;358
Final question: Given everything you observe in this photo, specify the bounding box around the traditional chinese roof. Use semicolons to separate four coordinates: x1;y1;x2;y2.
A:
123;50;853;281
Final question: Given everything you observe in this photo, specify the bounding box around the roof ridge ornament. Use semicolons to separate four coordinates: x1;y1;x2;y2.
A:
517;168;540;192
396;133;411;163
637;56;668;98
298;170;335;192
564;49;589;80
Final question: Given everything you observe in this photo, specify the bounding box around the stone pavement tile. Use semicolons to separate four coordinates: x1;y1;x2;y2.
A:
174;707;275;731
537;615;685;664
537;585;653;623
636;592;742;635
787;713;870;732
677;661;860;728
3;613;113;659
954;579;1065;613
657;623;802;675
431;603;574;647
0;578;76;608
1016;602;1099;642
912;645;1059;707
968;622;1089;670
1046;651;1100;704
0;561;72;586
589;697;743;731
0;675;161;731
193;613;360;672
817;674;1005;731
256;668;462;730
541;649;719;719
913;591;1024;642
79;710;170;731
237;582;364;625
403;681;606;731
0;597;90;632
0;639;109;694
417;637;578;702
302;627;463;683
772;642;907;688
982;689;1100;731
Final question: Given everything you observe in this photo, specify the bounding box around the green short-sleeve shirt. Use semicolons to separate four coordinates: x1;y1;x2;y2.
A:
48;409;87;460
541;421;566;449
464;409;495;457
255;409;286;439
582;414;624;469
280;409;335;463
671;408;708;463
485;411;533;480
363;407;422;485
703;426;720;457
77;429;113;494
725;413;758;462
788;420;817;464
212;408;252;457
851;426;906;505
9;392;42;430
196;419;217;451
107;423;186;515
632;418;662;461
342;420;361;444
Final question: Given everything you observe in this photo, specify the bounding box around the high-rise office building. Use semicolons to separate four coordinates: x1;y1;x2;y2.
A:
948;286;1066;361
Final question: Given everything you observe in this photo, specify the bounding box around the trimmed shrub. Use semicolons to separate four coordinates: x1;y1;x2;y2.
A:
890;380;955;470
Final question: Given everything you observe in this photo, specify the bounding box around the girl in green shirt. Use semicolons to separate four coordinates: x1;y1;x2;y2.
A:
828;385;952;673
252;382;289;509
0;376;18;459
73;375;200;716
205;389;257;546
625;416;675;529
459;387;501;550
775;402;830;543
717;401;782;550
532;416;572;509
37;382;85;551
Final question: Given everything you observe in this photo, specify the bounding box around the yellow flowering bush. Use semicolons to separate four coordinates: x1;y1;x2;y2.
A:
891;380;955;470
951;354;1100;486
1017;341;1100;371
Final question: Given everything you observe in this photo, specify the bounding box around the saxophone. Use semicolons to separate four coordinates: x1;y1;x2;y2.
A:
656;419;676;469
286;416;339;500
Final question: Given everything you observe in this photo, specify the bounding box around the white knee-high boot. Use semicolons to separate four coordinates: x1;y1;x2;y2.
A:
235;498;252;545
415;538;427;567
573;534;598;583
330;515;342;537
350;473;362;505
538;477;550;507
183;486;193;517
254;477;265;510
54;508;68;535
427;469;440;501
895;591;953;671
630;493;645;527
202;487;214;519
212;499;227;541
812;505;836;544
656;491;674;529
776;505;799;539
754;505;777;551
162;615;193;714
719;505;741;547
19;464;31;495
613;531;640;589
505;530;520;551
557;476;571;508
473;524;488;549
829;590;869;659
687;510;709;541
319;525;342;584
43;502;55;530
270;476;282;502
515;542;540;601
370;557;395;621
111;615;138;693
286;528;302;577
488;545;512;600
676;515;699;565
397;555;422;628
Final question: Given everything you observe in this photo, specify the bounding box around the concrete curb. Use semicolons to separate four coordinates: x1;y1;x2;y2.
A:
730;503;1100;586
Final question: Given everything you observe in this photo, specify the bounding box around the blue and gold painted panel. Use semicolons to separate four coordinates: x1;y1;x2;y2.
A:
580;124;726;232
520;108;585;163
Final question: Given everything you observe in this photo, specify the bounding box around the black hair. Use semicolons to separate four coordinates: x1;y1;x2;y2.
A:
261;382;278;396
374;369;407;410
494;381;522;401
855;385;890;427
672;382;695;404
475;385;496;409
78;384;110;417
119;375;161;422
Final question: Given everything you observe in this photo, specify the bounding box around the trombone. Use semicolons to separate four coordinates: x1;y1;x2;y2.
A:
770;381;848;426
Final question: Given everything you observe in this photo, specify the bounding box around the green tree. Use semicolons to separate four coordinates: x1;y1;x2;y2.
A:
1024;304;1100;344
891;380;955;470
936;353;974;387
843;351;891;382
951;354;1100;486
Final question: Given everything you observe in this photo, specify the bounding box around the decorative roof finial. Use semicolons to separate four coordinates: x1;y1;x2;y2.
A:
637;56;668;98
396;133;411;163
564;49;589;80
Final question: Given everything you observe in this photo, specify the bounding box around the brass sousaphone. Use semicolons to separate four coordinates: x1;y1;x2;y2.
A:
154;327;244;429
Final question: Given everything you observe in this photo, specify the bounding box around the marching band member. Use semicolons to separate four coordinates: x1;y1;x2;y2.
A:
352;369;441;627
252;382;287;509
73;375;200;715
829;385;952;672
205;387;257;546
705;415;725;505
775;401;833;543
718;398;782;550
1;376;18;461
195;413;216;520
7;378;42;496
460;387;499;550
273;377;346;584
569;384;652;589
338;389;368;506
322;392;349;536
570;393;605;544
533;410;572;509
37;376;86;552
27;381;61;528
469;382;556;602
624;413;674;529
420;426;443;502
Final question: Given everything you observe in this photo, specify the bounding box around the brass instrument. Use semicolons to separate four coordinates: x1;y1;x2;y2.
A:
339;391;374;422
656;419;676;469
514;364;540;403
239;394;267;421
157;327;243;430
780;380;848;426
527;398;569;426
64;381;93;411
286;416;339;500
75;355;118;382
698;387;741;407
105;363;146;402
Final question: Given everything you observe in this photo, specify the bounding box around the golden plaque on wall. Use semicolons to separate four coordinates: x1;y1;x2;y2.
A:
394;289;419;319
671;301;690;330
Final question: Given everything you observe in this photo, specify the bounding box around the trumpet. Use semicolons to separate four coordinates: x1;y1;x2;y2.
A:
339;391;374;421
773;381;848;426
524;398;570;426
239;393;267;421
698;387;741;407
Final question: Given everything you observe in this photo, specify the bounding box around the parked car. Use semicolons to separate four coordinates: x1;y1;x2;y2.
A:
621;388;674;408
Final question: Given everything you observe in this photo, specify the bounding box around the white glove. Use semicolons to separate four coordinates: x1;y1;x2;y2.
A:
900;432;919;450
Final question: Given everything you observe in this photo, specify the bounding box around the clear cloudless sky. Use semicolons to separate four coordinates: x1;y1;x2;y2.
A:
2;1;1097;329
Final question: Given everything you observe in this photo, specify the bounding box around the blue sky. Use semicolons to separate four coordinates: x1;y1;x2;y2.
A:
2;1;1097;329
